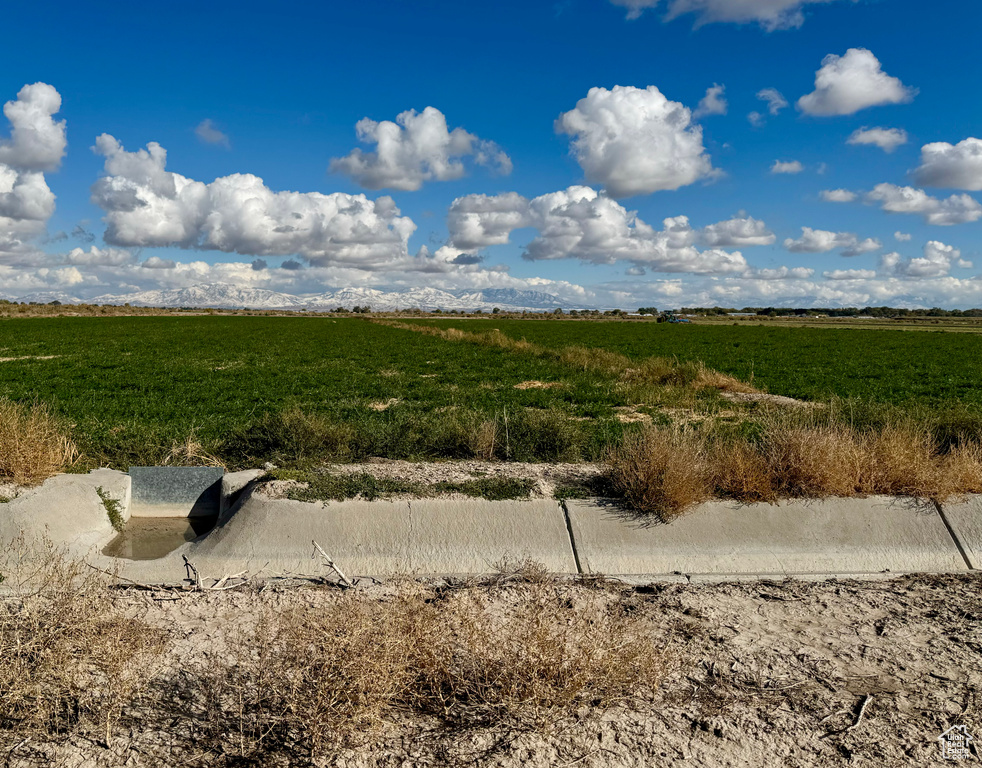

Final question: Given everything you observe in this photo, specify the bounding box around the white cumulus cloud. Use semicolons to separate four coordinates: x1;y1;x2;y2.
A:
0;83;67;172
693;84;727;119
91;134;425;270
699;215;775;246
797;49;916;116
880;240;971;278
743;266;815;279
329;107;511;191
914;137;982;190
64;246;135;267
847;126;908;153
820;188;857;202
784;227;881;255
771;160;803;174
0;83;65;265
443;186;747;275
555;85;715;198
894;231;911;241
866;183;982;225
0;163;55;240
823;268;877;279
445;191;531;251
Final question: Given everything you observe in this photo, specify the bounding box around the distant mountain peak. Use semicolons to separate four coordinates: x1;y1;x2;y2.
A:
65;283;591;312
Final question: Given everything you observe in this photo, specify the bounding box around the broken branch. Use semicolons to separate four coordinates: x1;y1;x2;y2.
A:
311;540;352;587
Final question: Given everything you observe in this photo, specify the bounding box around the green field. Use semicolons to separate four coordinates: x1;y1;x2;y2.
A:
0;317;629;467
2;315;980;469
410;319;982;406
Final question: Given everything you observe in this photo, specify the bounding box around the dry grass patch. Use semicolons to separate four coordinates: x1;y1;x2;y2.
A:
0;398;79;485
614;406;653;424
865;424;982;498
606;426;712;519
763;423;864;498
625;357;755;394
412;586;667;729
368;397;401;411
189;582;668;759
0;355;60;363
607;418;982;519
513;380;565;390
0;542;668;760
200;596;431;756
470;418;500;459
712;439;777;503
162;433;225;467
937;442;982;497
0;538;167;743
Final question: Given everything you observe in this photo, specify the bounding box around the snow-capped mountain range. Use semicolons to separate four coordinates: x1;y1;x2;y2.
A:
3;283;588;312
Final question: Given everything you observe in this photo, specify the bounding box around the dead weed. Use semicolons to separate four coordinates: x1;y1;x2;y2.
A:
0;398;79;485
0;537;167;743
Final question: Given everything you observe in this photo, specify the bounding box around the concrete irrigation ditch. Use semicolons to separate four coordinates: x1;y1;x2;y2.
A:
2;466;980;585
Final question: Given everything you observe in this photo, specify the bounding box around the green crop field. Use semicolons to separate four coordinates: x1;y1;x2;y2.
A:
0;316;631;467
409;318;982;407
2;315;980;470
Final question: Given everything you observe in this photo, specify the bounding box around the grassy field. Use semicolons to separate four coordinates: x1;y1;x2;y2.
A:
0;316;636;468
3;315;982;511
408;318;982;406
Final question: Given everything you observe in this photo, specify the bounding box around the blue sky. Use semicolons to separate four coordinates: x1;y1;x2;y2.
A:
2;0;981;308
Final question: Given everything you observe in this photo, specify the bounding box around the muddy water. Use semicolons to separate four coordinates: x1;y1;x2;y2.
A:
103;516;216;560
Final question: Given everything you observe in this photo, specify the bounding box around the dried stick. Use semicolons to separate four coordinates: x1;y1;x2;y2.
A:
311;540;352;587
846;694;873;732
182;554;202;590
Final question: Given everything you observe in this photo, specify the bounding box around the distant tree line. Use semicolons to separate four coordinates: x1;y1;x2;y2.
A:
674;306;982;318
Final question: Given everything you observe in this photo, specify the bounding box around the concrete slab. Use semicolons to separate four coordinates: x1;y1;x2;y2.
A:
0;469;130;554
565;497;967;576
148;490;578;578
129;466;224;518
937;495;982;569
403;497;576;574
219;469;265;518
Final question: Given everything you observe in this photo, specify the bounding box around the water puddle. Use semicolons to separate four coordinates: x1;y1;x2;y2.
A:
103;516;216;560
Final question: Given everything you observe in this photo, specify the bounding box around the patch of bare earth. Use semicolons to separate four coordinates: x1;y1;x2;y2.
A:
262;460;604;500
0;355;60;363
5;574;980;767
614;406;653;424
721;391;823;408
368;398;401;411
514;380;565;390
661;407;742;425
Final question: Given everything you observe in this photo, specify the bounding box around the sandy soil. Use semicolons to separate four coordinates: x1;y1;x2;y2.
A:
721;392;823;409
265;460;605;500
6;573;980;767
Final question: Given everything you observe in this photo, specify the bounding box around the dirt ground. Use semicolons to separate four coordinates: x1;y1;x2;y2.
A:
267;460;606;500
5;572;980;767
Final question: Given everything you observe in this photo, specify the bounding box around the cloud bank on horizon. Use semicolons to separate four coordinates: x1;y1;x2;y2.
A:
2;0;982;310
